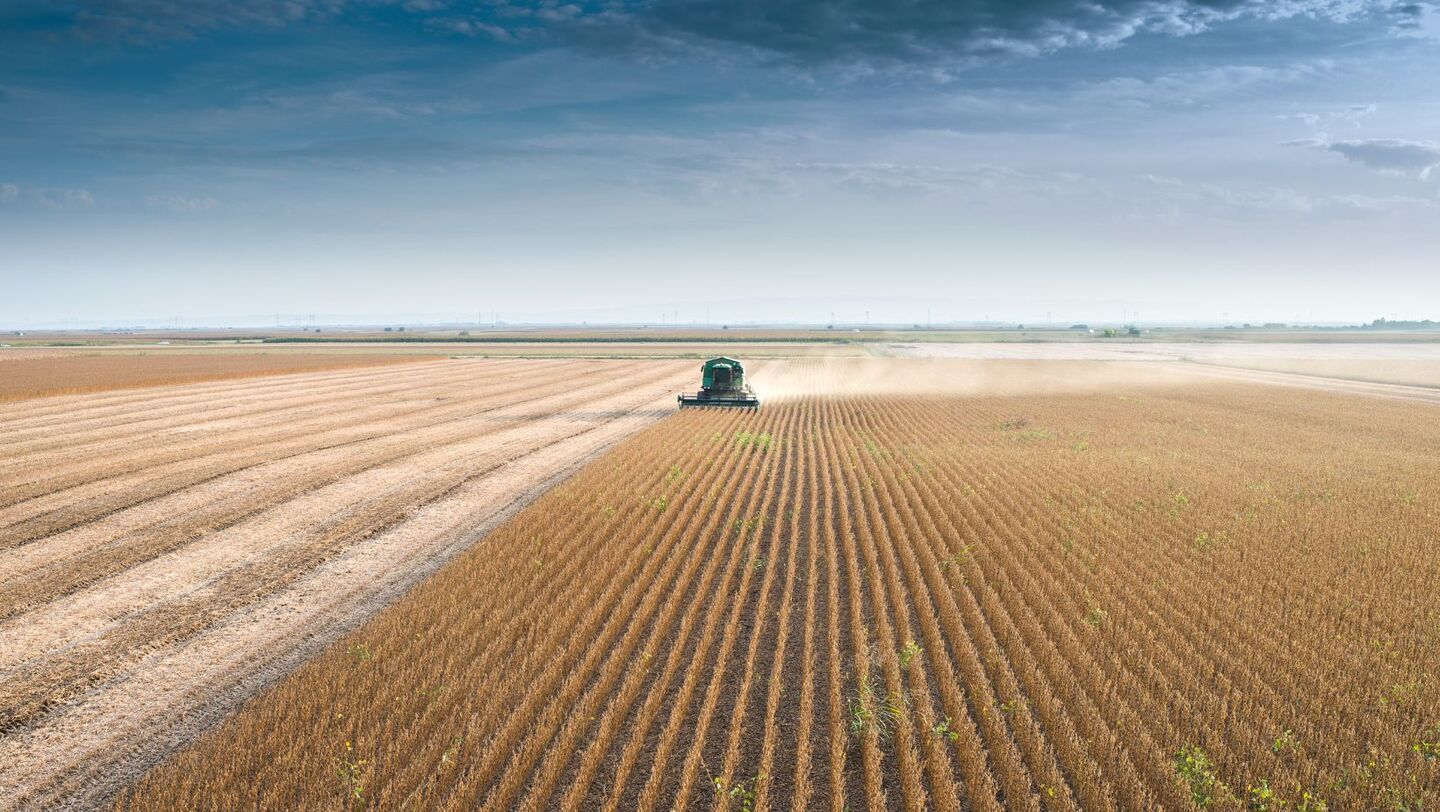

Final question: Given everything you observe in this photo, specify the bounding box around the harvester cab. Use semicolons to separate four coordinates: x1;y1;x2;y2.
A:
678;356;760;409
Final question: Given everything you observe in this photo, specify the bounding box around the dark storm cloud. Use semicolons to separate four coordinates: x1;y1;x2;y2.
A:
591;0;1429;63
25;0;1431;57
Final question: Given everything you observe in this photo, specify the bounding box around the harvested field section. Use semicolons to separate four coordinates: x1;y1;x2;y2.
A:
0;351;428;402
1197;358;1440;389
0;358;692;810
123;380;1440;810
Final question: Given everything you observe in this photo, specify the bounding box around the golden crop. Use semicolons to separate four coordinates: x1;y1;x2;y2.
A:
121;379;1440;810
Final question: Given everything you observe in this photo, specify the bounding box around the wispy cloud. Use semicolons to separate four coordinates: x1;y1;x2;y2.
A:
60;0;343;42
1077;63;1332;108
5;185;97;209
146;194;218;211
1280;104;1377;128
36;187;95;209
1137;173;1435;220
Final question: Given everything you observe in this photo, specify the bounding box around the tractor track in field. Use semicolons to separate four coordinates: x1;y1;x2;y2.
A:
0;358;691;811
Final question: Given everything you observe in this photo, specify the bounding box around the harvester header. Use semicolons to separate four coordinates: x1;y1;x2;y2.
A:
677;356;760;409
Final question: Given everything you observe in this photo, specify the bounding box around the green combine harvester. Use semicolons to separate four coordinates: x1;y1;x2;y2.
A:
678;356;760;409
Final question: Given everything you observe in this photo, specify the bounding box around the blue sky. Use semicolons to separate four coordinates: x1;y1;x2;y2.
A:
2;1;1439;327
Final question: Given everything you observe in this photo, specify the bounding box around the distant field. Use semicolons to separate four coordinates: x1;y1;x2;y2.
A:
438;342;870;359
1195;359;1440;389
889;341;1440;390
120;360;1440;811
0;352;428;402
10;327;1440;350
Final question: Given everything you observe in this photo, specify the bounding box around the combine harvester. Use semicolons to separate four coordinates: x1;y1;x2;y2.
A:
678;356;760;409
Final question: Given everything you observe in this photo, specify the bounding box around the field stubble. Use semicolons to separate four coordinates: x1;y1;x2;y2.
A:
0;351;429;402
0;357;693;809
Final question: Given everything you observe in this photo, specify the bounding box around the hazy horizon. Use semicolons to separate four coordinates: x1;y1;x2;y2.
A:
4;1;1439;325
0;296;1428;332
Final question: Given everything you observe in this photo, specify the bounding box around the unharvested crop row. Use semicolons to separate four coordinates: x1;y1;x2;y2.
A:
122;377;1440;810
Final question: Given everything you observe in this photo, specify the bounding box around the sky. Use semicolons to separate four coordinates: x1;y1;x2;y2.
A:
2;0;1439;327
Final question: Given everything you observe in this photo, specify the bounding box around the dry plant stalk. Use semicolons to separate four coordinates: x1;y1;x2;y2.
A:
119;374;1440;810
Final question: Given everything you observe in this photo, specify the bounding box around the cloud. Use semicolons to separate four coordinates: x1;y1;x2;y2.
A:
40;0;1436;65
1388;0;1440;34
779;161;1097;200
146;194;219;211
578;0;1427;65
1280;103;1377;128
1287;136;1440;178
53;0;344;42
1079;63;1330;108
1137;173;1435;219
436;17;519;42
86;134;487;172
0;184;94;208
32;187;95;209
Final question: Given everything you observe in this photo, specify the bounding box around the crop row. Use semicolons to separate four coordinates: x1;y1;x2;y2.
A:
121;376;1440;809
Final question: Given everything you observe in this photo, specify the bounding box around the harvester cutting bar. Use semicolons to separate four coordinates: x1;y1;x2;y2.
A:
677;392;760;409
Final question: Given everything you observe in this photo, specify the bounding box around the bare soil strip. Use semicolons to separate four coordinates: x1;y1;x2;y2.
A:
0;358;691;811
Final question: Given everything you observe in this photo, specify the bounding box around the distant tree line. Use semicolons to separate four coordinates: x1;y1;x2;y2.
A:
1368;318;1440;329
